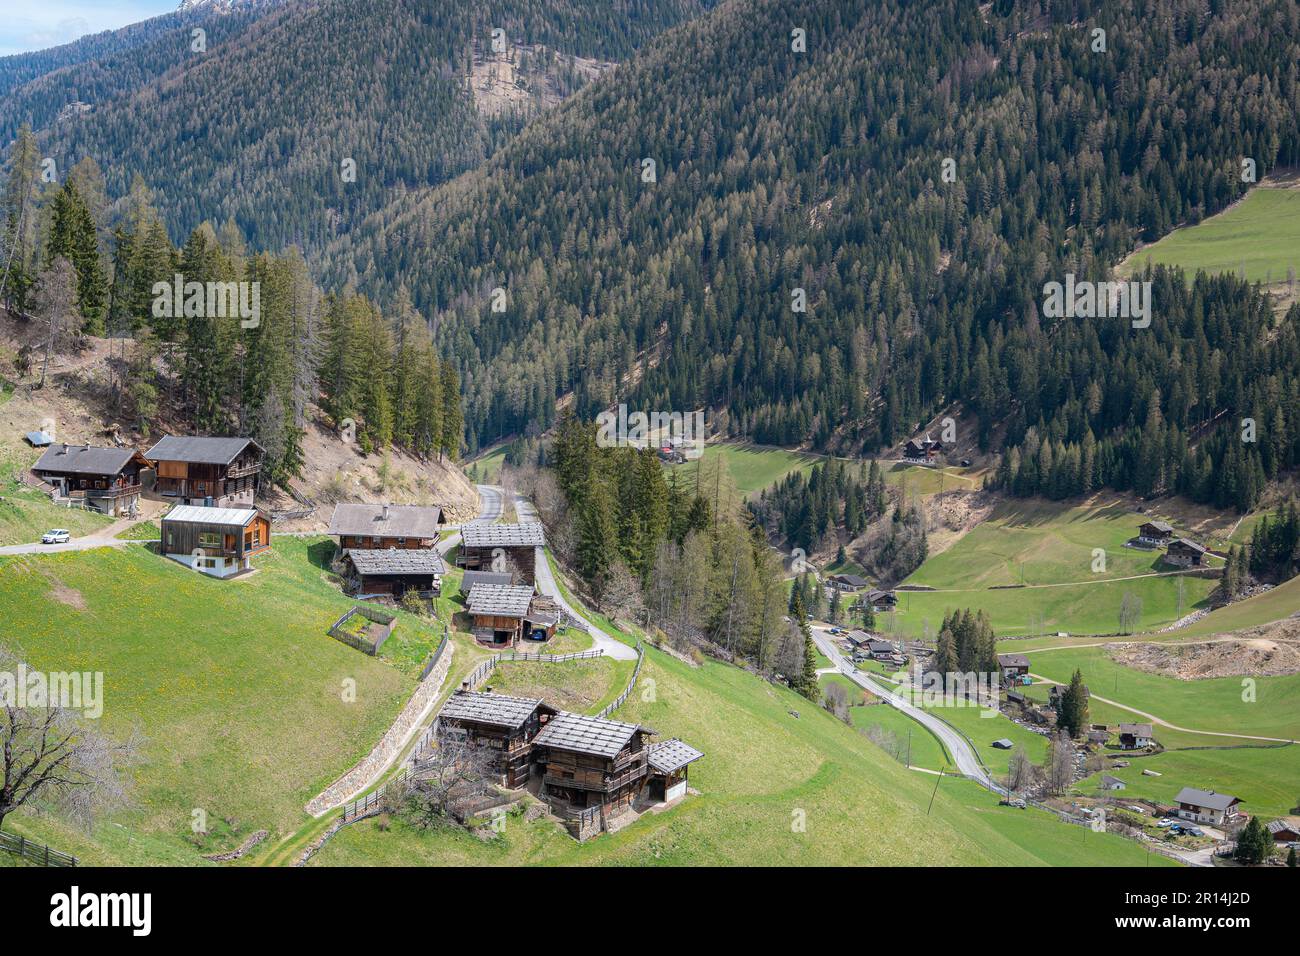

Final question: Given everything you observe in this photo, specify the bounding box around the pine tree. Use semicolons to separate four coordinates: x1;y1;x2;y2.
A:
45;178;106;333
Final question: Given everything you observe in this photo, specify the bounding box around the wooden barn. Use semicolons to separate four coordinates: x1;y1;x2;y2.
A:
646;738;704;803
532;712;654;819
458;522;546;583
1165;537;1207;567
32;443;150;517
343;548;444;599
327;503;445;551
466;583;536;646
160;504;270;578
145;436;263;507
459;570;514;595
438;691;557;788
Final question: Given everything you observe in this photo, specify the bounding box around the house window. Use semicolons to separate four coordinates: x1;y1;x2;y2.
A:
396;537;406;546
199;532;222;548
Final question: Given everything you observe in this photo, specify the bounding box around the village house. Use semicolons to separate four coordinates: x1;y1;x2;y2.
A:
327;503;444;551
845;630;873;652
866;639;896;662
864;589;897;612
532;712;655;823
828;573;869;592
1100;775;1127;791
1137;520;1175;546
1173;787;1242;826
32;444;150;517
457;522;546;583
160;504;271;578
1164;537;1207;568
342;548;445;600
997;652;1031;682
437;691;558;788
145;436;264;507
902;433;943;462
1118;722;1155;749
466;583;536;646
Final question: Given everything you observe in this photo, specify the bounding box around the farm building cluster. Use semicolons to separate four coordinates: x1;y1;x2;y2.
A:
438;689;703;839
1133;521;1210;567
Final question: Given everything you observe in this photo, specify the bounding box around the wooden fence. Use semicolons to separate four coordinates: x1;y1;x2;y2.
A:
0;830;77;867
462;648;603;690
597;643;644;719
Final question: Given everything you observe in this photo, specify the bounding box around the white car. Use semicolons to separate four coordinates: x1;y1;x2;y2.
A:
41;529;71;544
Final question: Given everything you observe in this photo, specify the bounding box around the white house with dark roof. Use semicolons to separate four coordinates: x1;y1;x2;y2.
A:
1173;787;1242;825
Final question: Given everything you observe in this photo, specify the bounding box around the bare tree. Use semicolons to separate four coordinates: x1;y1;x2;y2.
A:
31;257;78;389
1006;744;1036;793
602;560;643;623
1118;591;1143;635
396;731;496;828
1042;731;1077;795
0;647;138;833
822;682;851;723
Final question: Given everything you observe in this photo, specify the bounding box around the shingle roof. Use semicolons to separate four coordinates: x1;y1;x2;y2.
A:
845;630;871;646
466;584;535;617
1142;520;1174;533
1169;537;1207;553
1119;722;1153;737
461;522;546;549
144;435;261;465
867;639;895;653
328;503;444;538
439;691;546;730
533;712;642;758
831;573;869;587
33;444;137;476
866;589;895;601
460;570;514;592
346;548;445;576
1267;819;1299;835
647;738;704;774
1174;787;1240;811
998;653;1031;668
162;504;260;527
1101;775;1125;787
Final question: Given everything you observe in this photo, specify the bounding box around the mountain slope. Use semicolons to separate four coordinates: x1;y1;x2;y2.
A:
2;0;713;252
320;0;1300;459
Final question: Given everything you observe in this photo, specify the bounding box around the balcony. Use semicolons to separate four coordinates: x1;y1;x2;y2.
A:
226;462;261;479
70;483;142;499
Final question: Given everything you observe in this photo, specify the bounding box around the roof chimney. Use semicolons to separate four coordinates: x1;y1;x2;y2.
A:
381;504;390;521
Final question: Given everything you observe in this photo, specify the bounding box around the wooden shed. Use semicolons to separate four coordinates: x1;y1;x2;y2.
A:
466;583;536;646
646;738;704;803
343;547;444;599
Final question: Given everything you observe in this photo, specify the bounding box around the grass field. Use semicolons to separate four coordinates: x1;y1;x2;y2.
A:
487;657;633;714
921;701;1051;779
1118;186;1300;285
671;443;820;497
115;520;161;541
468;445;508;483
0;482;114;546
849;701;950;772
311;638;1172;866
0;537;448;863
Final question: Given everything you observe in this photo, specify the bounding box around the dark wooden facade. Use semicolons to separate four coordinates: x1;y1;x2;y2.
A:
148;437;263;507
438;694;558;789
458;544;538;581
32;445;149;517
534;723;652;817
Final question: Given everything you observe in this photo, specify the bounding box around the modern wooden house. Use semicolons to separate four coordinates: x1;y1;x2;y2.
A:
645;738;704;803
532;712;654;820
327;503;445;551
145;436;264;507
466;583;536;646
342;548;444;599
458;522;546;583
160;504;271;578
32;444;150;516
1118;722;1154;749
1137;520;1175;546
1173;787;1242;826
1165;537;1207;567
438;691;558;788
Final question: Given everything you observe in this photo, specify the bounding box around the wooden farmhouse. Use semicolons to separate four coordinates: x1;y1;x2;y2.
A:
438;692;557;788
145;436;264;507
903;433;942;462
466;583;536;646
32;443;150;517
645;738;705;803
828;573;868;592
327;503;445;550
1137;520;1175;546
1267;819;1300;844
161;504;270;578
458;522;546;583
532;712;654;820
864;588;897;611
1165;537;1207;567
343;548;445;600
